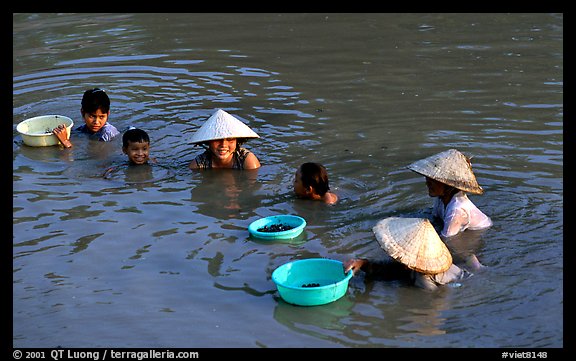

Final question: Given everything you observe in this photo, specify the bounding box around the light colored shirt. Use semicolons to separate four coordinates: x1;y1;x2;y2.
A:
413;264;468;291
77;123;120;142
433;191;492;238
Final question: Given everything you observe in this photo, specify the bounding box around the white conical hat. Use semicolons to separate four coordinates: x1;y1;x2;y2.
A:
407;149;484;195
190;109;260;144
372;217;452;274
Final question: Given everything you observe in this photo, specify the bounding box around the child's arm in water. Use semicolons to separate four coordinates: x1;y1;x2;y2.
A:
53;124;72;148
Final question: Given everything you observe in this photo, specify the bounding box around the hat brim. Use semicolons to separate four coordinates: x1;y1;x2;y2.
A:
407;149;484;195
190;109;260;144
372;217;452;274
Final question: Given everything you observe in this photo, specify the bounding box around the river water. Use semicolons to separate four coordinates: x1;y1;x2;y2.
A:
12;13;563;349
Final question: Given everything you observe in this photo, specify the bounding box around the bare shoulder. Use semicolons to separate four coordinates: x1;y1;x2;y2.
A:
324;192;339;205
189;159;199;170
243;152;261;169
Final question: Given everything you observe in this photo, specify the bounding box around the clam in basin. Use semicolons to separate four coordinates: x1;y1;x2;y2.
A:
248;215;306;240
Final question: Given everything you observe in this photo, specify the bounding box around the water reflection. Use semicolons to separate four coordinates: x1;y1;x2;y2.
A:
13;13;563;348
103;163;175;186
346;282;454;343
81;136;120;162
190;169;261;220
17;134;121;181
443;228;489;266
273;296;354;339
395;289;452;337
15;140;73;164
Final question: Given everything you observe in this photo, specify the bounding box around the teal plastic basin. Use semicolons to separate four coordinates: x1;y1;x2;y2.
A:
248;215;306;240
272;258;353;306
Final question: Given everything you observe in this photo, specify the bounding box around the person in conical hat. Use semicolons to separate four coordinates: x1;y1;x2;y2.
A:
407;149;492;239
189;109;261;170
344;217;471;291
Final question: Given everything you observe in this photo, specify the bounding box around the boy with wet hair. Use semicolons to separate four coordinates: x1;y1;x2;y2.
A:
53;88;120;147
122;127;152;165
77;88;120;141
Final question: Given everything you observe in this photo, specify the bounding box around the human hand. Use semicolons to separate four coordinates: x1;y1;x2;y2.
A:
53;124;72;148
344;259;366;275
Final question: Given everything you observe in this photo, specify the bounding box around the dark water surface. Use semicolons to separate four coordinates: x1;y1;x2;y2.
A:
13;13;563;348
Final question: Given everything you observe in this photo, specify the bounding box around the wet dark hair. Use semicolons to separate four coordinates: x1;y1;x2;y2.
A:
122;128;150;148
299;162;330;196
235;138;248;147
81;88;110;113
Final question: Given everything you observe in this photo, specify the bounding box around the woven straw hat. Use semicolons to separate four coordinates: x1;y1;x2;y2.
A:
372;217;452;274
190;109;260;144
407;148;484;195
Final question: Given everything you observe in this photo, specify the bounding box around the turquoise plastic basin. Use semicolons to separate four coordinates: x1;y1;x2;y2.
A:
272;258;353;306
248;215;306;240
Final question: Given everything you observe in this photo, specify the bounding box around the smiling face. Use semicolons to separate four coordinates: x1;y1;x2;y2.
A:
123;140;150;165
208;138;237;166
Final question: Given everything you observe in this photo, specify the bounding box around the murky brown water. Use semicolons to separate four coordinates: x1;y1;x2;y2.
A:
13;13;563;348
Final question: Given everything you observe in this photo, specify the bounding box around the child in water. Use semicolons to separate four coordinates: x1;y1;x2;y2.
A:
53;88;120;147
407;148;492;270
122;127;154;165
189;109;261;170
293;162;338;205
344;217;472;291
103;127;155;180
407;148;492;238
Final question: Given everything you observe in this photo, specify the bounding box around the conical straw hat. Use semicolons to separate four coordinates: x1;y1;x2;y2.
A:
406;149;484;195
190;109;260;144
372;217;452;274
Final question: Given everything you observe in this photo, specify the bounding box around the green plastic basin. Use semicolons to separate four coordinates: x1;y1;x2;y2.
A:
248;215;306;240
272;258;353;306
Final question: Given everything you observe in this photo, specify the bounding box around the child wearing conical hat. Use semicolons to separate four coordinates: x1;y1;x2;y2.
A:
407;149;492;271
407;148;492;238
188;109;261;170
344;217;471;291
